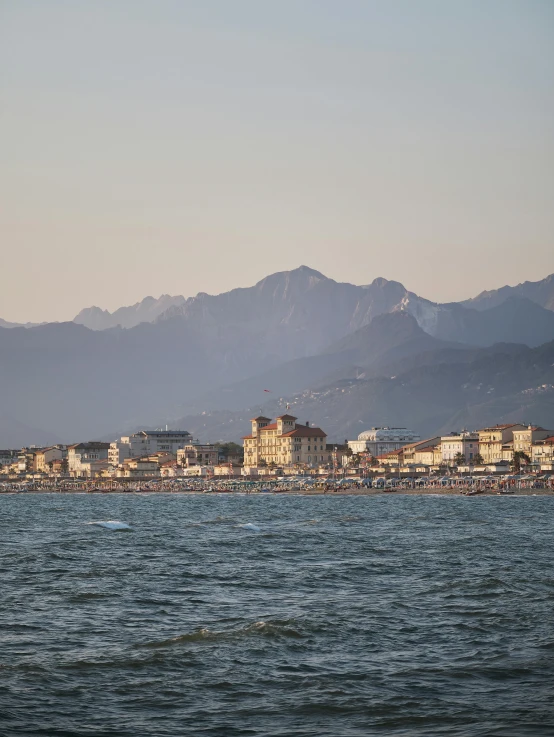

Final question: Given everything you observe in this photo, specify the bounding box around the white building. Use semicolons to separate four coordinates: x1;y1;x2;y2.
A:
67;442;110;477
348;428;420;456
0;449;19;471
176;444;218;468
110;430;195;465
440;432;479;464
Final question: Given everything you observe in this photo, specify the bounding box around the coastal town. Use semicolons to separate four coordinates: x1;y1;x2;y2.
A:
1;415;554;492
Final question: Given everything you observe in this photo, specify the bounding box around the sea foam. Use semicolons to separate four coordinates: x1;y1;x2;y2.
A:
88;520;132;531
239;523;261;532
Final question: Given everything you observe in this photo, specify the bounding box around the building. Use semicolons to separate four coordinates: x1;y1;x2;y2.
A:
213;464;242;477
440;432;479;464
512;426;551;456
478;424;526;464
110;430;195;465
33;446;66;473
0;449;20;472
531;436;554;467
501;442;514;463
177;444;218;468
243;414;327;468
108;440;132;467
67;442;110;477
348;428;420;456
376;448;404;466
413;445;438;466
117;458;160;478
399;437;441;464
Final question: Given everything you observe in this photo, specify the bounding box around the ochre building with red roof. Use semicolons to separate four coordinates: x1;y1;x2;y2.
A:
243;415;328;468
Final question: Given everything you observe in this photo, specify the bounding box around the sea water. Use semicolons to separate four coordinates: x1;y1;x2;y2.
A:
0;493;553;736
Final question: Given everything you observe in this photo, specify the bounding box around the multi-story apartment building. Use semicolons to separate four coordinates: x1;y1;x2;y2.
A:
531;435;554;466
110;430;195;465
348;427;420;456
177;444;218;468
33;445;66;473
501;442;514;462
400;437;441;464
512;426;551;456
243;415;327;468
440;432;479;464
117;459;160;478
413;445;439;466
478;424;526;464
0;449;20;471
108;441;132;467
68;442;110;477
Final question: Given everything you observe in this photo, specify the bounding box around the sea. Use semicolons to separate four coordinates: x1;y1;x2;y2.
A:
1;492;553;737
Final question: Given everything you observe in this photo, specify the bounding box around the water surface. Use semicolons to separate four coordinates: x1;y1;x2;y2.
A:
1;493;553;736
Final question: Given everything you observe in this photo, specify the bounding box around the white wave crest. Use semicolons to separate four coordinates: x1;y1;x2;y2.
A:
88;520;132;531
239;523;261;532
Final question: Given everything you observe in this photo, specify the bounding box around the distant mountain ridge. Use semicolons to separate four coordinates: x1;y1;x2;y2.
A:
2;268;554;333
1;265;554;445
74;294;187;330
0;318;42;329
461;273;554;312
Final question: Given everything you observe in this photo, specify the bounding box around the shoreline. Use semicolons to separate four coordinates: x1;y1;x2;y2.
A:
2;488;553;496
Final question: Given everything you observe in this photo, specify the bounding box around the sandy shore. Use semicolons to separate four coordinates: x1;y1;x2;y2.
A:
4;487;553;496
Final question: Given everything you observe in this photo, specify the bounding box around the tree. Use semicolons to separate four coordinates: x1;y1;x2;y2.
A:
350;453;361;467
512;451;531;474
454;452;466;466
472;453;484;466
215;442;244;463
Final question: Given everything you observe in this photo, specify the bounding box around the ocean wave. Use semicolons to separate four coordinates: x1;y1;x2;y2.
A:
238;523;261;532
138;620;306;649
87;521;132;531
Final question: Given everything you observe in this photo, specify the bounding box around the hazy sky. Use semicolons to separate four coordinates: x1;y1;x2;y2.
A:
2;0;553;323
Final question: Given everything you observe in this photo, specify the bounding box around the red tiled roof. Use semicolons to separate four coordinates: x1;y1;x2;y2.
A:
243;423;326;439
377;448;403;458
415;446;436;453
399;437;439;451
276;414;297;421
282;426;327;438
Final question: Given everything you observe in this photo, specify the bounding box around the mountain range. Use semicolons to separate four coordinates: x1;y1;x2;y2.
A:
1;266;554;446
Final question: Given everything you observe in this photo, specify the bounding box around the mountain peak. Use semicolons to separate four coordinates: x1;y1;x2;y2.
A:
254;265;329;287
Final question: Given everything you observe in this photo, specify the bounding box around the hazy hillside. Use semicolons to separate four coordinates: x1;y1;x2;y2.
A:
170;341;554;444
192;312;460;412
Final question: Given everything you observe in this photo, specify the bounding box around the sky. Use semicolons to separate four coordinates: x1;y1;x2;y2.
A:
1;0;553;323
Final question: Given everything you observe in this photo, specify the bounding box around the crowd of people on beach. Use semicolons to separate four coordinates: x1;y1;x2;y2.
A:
1;473;553;495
